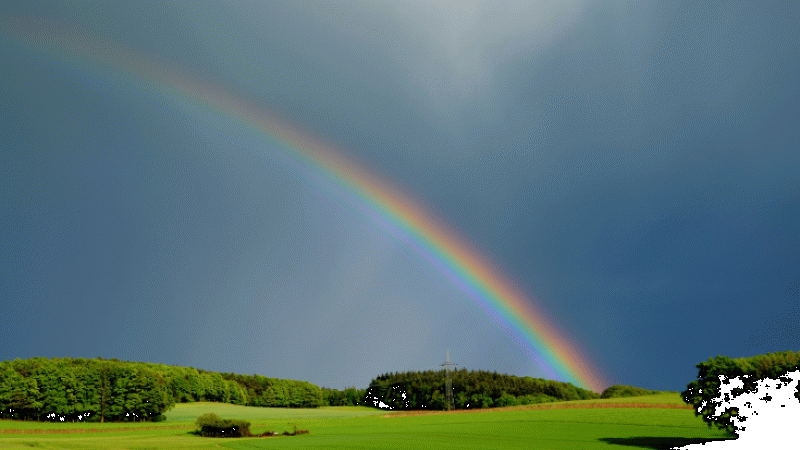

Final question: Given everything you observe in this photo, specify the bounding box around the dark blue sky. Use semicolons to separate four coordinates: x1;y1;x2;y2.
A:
2;1;798;392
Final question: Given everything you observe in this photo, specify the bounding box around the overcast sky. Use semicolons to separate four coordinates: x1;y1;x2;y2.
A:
2;1;798;392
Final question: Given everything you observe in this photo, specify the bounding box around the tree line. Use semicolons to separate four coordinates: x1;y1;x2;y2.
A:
6;357;680;420
0;357;325;422
364;368;600;410
320;387;366;406
600;384;665;399
216;371;323;408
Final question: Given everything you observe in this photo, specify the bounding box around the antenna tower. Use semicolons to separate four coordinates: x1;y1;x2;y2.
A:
441;350;457;411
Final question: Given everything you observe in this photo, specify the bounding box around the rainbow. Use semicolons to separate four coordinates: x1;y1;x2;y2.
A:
3;18;606;392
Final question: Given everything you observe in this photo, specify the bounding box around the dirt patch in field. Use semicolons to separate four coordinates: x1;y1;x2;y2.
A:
383;402;692;417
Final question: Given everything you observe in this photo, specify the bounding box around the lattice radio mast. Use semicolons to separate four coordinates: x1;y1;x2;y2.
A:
441;350;457;411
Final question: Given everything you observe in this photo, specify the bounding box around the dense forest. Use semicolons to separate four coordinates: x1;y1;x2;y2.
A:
3;356;688;422
365;368;600;410
320;387;366;406
0;357;324;422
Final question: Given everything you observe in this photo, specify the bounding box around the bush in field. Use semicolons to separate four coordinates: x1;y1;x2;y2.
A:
195;413;252;438
681;351;800;440
600;385;662;399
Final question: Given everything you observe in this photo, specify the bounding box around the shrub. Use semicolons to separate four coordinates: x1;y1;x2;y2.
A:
195;413;252;437
681;351;800;440
600;385;661;399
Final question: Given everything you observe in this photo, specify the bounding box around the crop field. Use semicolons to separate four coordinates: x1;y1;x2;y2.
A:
0;395;734;450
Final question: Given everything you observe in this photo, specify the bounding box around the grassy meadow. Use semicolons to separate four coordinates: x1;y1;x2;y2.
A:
0;395;734;449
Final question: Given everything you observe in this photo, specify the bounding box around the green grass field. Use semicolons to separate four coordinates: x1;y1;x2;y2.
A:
0;395;734;449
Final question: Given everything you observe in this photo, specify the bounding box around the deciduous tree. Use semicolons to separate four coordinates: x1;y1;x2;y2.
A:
677;370;800;449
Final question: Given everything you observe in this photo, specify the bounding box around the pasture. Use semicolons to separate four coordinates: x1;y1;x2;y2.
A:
0;395;734;449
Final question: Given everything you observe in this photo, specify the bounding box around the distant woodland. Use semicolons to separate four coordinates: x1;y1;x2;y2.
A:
365;368;601;410
1;357;684;422
0;357;325;422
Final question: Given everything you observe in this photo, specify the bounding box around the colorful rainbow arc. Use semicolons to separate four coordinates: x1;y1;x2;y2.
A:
3;18;607;392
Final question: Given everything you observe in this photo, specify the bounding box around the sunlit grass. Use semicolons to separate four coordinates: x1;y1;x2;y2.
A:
536;391;687;406
164;402;386;422
0;397;732;450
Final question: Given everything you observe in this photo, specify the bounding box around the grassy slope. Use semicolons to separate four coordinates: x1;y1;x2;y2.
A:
0;395;733;450
535;392;686;406
165;402;387;421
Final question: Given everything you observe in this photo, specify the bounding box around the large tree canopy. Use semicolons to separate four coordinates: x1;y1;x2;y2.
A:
681;351;800;432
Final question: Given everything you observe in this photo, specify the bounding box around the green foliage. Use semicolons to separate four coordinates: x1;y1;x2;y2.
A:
495;392;518;407
195;412;252;437
365;369;600;411
0;358;174;422
218;372;323;407
0;357;327;422
600;385;662;399
681;351;800;439
321;387;366;406
195;413;221;428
